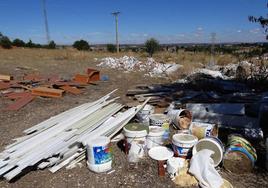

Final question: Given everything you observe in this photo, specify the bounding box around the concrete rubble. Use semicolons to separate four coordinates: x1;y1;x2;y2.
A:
96;56;182;77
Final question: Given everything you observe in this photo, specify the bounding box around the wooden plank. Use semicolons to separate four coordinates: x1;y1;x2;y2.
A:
31;87;64;98
5;93;35;111
87;68;100;81
60;85;81;95
0;74;12;81
0;82;11;90
73;74;90;84
4;92;30;99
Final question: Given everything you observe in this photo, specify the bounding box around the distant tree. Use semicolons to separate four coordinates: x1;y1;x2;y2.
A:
26;39;34;48
0;36;12;49
47;40;56;49
12;38;25;47
73;40;90;51
107;44;116;53
145;38;160;57
249;3;268;39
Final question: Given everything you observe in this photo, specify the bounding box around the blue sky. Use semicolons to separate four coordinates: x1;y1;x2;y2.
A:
0;0;267;44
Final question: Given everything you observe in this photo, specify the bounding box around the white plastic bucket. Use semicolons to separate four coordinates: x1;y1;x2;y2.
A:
192;137;224;167
86;136;112;173
147;126;165;149
149;114;170;140
123;123;148;162
172;134;198;158
136;104;154;125
167;109;192;130
190;122;218;140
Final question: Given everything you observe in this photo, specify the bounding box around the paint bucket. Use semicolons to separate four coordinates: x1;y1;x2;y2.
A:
167;109;192;130
149;114;170;140
166;157;185;179
86;136;112;173
172;133;198;158
123;123;148;162
223;135;257;173
147;126;165;149
136;104;155;125
190;122;218;140
192;136;224;167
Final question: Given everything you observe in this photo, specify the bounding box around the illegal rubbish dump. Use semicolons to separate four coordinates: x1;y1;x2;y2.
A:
97;56;182;77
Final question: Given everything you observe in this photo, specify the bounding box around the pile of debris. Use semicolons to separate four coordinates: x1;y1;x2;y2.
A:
0;68;100;110
96;56;182;77
0;90;148;181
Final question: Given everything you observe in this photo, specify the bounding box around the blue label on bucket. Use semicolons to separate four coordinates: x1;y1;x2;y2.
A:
93;145;112;164
173;145;191;157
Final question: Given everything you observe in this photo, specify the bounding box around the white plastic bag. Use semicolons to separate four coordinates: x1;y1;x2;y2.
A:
189;149;223;188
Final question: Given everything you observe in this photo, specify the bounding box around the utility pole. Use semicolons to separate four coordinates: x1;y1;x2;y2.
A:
208;32;216;67
111;12;120;53
41;0;50;44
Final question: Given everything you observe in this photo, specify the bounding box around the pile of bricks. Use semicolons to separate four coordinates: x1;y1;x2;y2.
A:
0;68;100;111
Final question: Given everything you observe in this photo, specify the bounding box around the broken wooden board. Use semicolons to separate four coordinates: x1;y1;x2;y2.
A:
31;87;64;98
186;103;245;116
73;74;90;84
0;82;11;90
87;68;100;82
0;74;12;81
23;74;46;82
4;92;31;99
5;93;35;111
60;85;81;95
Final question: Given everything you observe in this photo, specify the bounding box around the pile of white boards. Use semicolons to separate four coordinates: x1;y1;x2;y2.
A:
0;90;148;181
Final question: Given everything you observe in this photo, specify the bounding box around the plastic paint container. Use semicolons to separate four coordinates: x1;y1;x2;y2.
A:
167;109;192;130
147;126;165;149
149;114;170;140
223;135;257;173
190;122;218;140
123;123;148;162
136;104;154;126
192;136;224;167
86;136;112;173
172;134;198;158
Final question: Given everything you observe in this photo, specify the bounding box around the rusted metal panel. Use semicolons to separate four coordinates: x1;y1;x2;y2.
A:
31;87;64;98
60;85;81;95
5;93;35;111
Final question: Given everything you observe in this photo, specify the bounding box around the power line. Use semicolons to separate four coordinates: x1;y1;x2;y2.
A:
111;11;120;53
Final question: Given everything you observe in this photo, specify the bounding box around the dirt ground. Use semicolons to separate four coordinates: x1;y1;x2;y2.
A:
0;48;268;188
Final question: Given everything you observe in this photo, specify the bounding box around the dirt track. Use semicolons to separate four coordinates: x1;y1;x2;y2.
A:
0;49;267;188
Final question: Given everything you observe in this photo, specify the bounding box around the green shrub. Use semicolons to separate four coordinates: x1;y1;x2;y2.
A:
0;36;12;49
145;38;160;57
73;40;90;51
12;38;25;47
107;44;116;53
47;40;56;49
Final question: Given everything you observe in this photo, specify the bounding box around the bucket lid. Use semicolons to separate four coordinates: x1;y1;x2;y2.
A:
148;146;174;161
192;137;223;167
172;134;198;144
87;136;110;147
148;126;165;137
123;123;148;137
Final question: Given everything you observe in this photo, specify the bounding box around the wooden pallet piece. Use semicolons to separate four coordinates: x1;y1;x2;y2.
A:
60;85;81;95
5;93;35;111
0;74;12;81
31;87;64;98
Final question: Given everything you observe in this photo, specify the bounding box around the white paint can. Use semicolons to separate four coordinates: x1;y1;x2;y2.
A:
167;109;192;130
147;126;165;149
86;136;112;173
172;133;198;158
149;114;170;140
